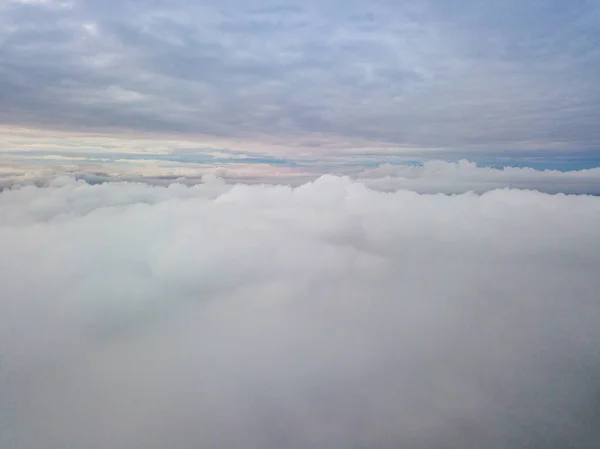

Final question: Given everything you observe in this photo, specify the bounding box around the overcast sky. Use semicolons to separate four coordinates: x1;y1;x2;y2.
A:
1;0;599;170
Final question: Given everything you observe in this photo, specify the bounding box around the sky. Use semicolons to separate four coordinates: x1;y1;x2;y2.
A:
2;2;600;448
1;0;600;180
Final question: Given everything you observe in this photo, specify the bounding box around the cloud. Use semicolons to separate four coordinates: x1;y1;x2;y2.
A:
3;159;600;194
1;0;599;154
357;160;600;194
2;176;600;448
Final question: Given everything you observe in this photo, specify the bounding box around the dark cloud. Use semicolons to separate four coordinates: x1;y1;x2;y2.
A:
1;0;599;151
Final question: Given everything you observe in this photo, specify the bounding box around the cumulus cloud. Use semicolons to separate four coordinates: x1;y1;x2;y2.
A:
357;160;600;194
1;176;600;448
3;159;600;195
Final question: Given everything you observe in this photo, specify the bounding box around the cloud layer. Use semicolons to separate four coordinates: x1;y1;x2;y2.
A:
1;0;599;155
357;160;600;194
2;177;600;448
3;159;600;195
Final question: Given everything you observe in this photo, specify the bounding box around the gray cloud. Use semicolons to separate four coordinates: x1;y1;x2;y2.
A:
1;176;600;448
1;0;599;152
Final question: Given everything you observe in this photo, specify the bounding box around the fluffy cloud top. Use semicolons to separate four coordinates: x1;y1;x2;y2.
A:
2;176;600;448
3;159;600;195
357;160;600;194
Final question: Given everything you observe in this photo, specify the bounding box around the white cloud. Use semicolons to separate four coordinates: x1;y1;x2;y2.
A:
7;0;72;8
3;159;600;194
1;176;600;448
357;160;600;194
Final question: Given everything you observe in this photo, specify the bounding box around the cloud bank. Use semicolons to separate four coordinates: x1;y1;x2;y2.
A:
2;177;600;448
3;159;600;195
357;160;600;194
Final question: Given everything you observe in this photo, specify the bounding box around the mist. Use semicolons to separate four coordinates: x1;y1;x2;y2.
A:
1;174;600;448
